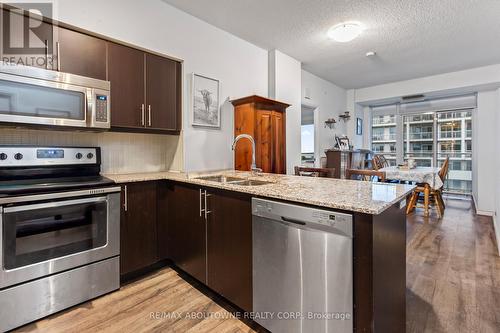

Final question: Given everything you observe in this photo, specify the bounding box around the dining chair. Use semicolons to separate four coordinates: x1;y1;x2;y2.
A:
406;157;449;217
345;169;386;182
294;166;336;178
372;154;389;170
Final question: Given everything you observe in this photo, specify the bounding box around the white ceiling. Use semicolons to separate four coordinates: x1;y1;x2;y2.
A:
162;0;500;89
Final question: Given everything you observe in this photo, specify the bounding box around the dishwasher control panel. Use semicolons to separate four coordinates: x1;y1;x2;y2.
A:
252;198;353;237
311;210;352;227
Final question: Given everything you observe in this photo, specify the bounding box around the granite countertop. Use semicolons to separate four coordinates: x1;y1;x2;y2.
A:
103;170;415;215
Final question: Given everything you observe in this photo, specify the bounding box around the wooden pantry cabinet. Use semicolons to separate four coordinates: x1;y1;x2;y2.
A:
232;95;289;174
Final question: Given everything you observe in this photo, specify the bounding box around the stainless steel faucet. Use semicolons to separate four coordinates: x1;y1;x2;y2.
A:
231;134;262;173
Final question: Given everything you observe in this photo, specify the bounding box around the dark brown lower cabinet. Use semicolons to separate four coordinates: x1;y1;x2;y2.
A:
120;181;252;311
167;183;207;283
166;182;253;311
120;181;158;275
207;190;252;312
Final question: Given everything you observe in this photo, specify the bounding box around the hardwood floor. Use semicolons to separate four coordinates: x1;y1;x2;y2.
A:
406;197;500;333
14;198;500;333
14;268;257;333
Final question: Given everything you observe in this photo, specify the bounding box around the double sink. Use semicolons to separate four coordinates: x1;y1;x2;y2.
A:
195;175;271;186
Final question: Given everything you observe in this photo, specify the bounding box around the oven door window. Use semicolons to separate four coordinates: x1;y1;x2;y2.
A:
2;197;107;270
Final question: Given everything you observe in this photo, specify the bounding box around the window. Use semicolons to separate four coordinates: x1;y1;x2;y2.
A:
301;124;314;164
371;99;474;194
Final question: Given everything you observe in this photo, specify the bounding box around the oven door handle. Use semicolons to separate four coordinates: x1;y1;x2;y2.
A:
3;196;107;213
0;186;121;206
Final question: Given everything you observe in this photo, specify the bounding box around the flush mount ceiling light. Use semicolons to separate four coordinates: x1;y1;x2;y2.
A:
328;22;364;42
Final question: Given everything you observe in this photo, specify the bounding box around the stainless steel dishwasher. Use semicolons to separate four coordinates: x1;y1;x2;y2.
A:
252;198;353;333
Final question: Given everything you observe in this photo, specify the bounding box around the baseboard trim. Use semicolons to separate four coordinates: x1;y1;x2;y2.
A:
476;210;495;216
471;194;495;216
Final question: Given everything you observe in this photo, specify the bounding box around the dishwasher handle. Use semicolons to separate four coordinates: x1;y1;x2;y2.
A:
280;216;306;226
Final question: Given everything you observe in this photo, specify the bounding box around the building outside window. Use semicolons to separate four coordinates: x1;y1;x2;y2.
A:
301;124;314;165
371;97;474;194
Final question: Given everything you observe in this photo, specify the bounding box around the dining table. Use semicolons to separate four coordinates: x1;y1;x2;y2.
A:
379;166;443;216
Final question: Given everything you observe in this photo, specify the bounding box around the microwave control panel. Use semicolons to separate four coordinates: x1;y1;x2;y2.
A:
95;95;108;122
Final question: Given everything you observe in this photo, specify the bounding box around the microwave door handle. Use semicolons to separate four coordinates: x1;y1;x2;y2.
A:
3;196;107;214
86;88;93;126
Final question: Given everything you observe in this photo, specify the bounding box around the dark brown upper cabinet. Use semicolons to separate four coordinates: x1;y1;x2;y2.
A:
1;5;182;134
146;53;181;131
1;8;53;70
109;44;182;133
54;27;107;80
108;42;145;129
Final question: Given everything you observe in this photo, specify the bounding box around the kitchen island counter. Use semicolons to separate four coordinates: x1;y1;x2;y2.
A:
105;170;409;332
104;170;414;215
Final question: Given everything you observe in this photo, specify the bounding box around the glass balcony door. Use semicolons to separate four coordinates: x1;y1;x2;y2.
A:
372;104;473;194
403;113;435;167
402;110;472;193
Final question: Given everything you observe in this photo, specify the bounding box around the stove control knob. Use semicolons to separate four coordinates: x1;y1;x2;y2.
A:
87;153;94;159
14;153;23;160
0;153;7;160
75;153;83;159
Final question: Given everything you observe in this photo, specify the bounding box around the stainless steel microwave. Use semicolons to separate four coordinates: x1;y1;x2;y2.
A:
0;62;110;130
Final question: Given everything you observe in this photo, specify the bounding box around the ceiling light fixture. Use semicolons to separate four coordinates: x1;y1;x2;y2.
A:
328;22;364;42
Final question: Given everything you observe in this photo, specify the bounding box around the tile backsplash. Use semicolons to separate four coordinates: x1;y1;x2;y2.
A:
0;128;183;174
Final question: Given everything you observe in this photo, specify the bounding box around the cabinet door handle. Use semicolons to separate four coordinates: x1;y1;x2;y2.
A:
44;39;49;69
148;105;152;127
199;189;205;217
204;190;212;220
141;104;145;126
56;42;61;71
123;185;128;212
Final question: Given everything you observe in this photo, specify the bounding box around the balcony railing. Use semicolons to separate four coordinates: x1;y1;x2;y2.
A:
404;132;433;140
372;133;396;141
372;116;396;125
405;115;434;122
437;112;472;120
439;130;462;139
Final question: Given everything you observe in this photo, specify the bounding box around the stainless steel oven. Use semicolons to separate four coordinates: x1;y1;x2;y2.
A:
0;187;120;289
0;62;110;129
0;146;120;331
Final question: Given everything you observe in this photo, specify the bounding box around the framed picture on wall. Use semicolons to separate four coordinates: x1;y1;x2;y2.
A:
191;73;221;128
336;136;350;151
356;117;363;135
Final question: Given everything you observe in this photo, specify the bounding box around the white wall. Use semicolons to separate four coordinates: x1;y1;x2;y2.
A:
473;91;498;214
269;50;301;174
301;70;346;163
496;89;500;254
56;0;268;172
